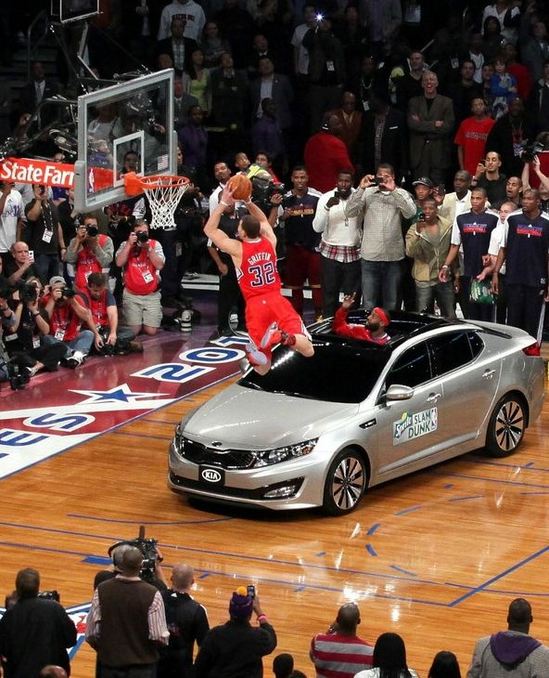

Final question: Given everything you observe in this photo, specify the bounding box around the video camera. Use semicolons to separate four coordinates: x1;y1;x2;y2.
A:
108;525;161;584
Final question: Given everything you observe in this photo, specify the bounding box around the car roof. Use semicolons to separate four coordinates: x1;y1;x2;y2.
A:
309;310;463;351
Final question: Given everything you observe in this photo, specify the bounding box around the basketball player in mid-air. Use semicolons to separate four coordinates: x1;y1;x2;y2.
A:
204;185;315;374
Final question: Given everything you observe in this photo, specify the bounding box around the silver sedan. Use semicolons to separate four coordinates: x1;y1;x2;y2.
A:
168;312;545;515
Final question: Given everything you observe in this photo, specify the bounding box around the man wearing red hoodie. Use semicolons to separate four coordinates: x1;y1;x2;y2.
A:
304;113;353;193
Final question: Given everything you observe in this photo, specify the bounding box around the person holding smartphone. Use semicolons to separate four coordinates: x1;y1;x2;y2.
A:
24;184;67;285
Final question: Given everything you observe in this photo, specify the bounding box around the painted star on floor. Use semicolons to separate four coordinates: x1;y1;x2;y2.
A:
70;383;170;404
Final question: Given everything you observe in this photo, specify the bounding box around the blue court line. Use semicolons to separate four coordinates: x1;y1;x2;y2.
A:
367;523;381;536
110;430;172;441
447;494;484;502
445;582;549;596
429;469;549;490
443;483;454;489
448;545;549;607
366;544;377;556
391;564;417;577
469;458;539;471
83;555;111;565
395;505;422;515
140;418;181;424
519;491;549;496
67;513;234;526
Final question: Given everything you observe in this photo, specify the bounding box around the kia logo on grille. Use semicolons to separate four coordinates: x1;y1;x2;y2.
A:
211;441;223;447
201;468;222;483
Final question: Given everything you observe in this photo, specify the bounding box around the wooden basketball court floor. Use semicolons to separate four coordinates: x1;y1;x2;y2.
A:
1;302;549;677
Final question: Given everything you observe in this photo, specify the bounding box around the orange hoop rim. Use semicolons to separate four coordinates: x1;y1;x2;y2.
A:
124;171;190;196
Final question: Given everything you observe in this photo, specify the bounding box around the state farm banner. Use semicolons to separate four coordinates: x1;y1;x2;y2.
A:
0;157;75;188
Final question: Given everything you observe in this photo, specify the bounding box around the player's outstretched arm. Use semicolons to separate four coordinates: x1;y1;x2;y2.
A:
204;187;241;257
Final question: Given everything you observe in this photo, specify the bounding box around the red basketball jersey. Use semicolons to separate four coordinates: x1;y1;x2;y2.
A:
237;237;281;299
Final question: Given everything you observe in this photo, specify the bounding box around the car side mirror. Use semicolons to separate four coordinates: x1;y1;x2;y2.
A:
385;384;414;401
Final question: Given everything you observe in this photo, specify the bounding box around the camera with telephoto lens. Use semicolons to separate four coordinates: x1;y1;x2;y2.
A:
86;224;99;237
62;287;76;299
17;281;38;304
521;141;545;163
107;526;160;584
137;231;149;244
0;337;29;391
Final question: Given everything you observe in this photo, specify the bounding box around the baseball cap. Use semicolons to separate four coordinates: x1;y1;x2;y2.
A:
49;276;66;287
412;177;434;188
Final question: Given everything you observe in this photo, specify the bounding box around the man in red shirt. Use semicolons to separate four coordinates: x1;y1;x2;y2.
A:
332;293;390;344
304;113;353;193
455;97;495;176
115;220;165;336
65;215;113;291
204;185;314;374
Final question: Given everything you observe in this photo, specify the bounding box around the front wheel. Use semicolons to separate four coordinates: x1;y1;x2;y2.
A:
322;449;367;515
485;394;527;457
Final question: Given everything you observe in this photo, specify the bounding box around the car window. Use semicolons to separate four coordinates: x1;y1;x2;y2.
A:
467;331;484;358
385;343;431;388
428;331;481;377
239;342;390;404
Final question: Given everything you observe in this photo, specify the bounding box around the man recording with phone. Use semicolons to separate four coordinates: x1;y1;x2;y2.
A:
115;219;165;337
194;585;276;678
25;183;67;285
65;215;113;292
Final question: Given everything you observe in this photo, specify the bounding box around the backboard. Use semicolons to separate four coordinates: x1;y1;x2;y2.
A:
74;69;176;212
52;0;100;24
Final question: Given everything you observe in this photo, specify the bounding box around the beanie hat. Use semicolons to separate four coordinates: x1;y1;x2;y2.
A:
229;586;253;619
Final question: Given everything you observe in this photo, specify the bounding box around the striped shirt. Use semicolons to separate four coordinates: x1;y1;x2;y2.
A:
310;631;374;678
318;241;361;263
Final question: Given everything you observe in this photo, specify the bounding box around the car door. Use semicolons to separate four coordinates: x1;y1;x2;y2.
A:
371;340;447;483
426;330;500;449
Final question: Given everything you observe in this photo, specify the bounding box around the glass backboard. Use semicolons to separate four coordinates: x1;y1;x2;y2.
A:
56;0;100;24
74;69;175;212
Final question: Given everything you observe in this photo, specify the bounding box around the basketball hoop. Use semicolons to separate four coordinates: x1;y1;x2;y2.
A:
124;172;190;229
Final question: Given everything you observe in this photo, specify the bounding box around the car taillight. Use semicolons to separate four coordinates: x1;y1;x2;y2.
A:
522;342;541;357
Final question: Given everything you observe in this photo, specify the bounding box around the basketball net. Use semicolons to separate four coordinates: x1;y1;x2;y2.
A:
124;172;190;229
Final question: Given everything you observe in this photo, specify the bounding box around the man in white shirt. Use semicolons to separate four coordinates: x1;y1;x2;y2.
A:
157;0;206;43
312;169;361;317
438;170;472;225
0;182;24;268
208;162;232;215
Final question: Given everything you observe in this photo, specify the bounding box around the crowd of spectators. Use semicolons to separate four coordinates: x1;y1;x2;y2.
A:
1;550;549;678
1;0;549;387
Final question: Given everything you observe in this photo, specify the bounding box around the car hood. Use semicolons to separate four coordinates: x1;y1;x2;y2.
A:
185;384;358;448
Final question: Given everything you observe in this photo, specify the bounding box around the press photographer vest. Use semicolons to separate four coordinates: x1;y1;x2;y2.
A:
74;234;110;291
123;240;160;295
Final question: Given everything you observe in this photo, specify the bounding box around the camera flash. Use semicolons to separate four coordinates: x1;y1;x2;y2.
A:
316;13;324;21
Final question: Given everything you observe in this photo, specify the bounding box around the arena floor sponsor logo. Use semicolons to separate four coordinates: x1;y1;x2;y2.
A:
0;333;247;480
393;407;438;445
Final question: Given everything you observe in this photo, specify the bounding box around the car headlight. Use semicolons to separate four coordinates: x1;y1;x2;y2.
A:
252;438;318;467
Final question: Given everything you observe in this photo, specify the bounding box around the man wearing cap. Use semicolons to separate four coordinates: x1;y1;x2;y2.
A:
332;293;390;344
412;176;434;205
345;164;416;311
194;587;276;678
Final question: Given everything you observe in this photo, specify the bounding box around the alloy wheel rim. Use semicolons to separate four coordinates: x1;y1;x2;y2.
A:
332;456;365;510
495;400;524;451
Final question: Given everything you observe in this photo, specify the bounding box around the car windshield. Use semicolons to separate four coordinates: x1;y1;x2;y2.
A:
239;340;390;403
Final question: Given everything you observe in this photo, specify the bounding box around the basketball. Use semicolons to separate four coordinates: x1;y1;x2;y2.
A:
227;174;252;201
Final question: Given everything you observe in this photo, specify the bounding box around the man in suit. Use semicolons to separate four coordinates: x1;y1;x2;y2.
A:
327;92;363;163
18;61;59;127
250;57;293;134
408;70;455;185
360;91;408;182
156;16;198;75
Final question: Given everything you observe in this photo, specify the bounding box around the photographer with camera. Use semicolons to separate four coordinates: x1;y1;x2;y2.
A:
65;215;113;292
78;273;142;355
42;276;99;368
1;276;66;377
24;184;67;285
115;219;165;337
0;567;76;678
194;585;276;678
86;546;169;678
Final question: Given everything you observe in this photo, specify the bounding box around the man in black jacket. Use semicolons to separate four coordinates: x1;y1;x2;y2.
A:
0;568;76;678
194;587;276;678
158;564;209;678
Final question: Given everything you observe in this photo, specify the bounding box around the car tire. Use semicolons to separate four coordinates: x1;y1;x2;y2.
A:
322;449;367;516
485;394;527;457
